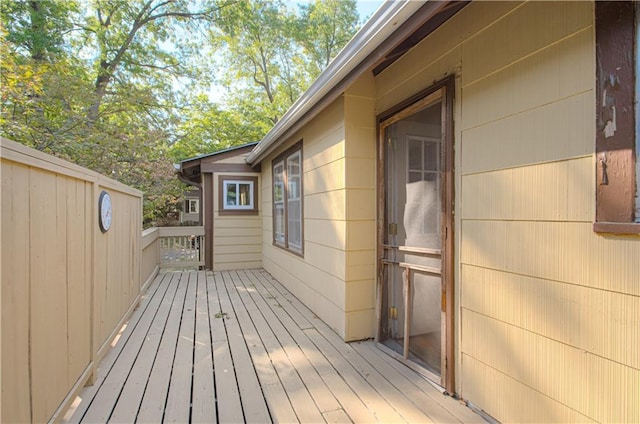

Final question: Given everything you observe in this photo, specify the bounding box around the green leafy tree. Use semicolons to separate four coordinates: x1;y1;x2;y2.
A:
1;0;362;224
1;0;226;222
297;0;360;78
212;0;298;127
169;94;265;162
210;0;360;129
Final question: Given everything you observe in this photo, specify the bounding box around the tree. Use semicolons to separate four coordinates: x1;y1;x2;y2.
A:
297;0;359;78
212;0;297;127
169;94;265;162
1;0;362;223
210;0;360;128
0;0;77;61
1;0;227;222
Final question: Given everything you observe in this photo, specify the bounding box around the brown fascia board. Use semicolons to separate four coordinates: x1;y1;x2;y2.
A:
179;142;258;166
176;142;260;185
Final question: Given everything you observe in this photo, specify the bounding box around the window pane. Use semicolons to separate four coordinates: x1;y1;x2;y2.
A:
408;171;422;183
287;198;301;249
287;150;302;250
274;146;303;252
424;141;439;171
225;183;237;206
288;152;300;178
238;183;252;206
274;204;285;243
408;139;422;170
274;162;284;202
288;177;299;199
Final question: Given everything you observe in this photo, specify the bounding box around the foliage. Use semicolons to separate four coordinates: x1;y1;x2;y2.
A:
297;0;360;77
168;94;265;162
1;0;361;221
1;0;218;219
209;0;360;127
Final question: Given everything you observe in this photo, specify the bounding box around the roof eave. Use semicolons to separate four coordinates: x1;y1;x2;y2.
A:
245;0;426;166
180;141;259;168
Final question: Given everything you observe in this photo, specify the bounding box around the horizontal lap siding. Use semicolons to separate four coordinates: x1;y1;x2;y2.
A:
457;2;639;422
212;173;262;271
377;1;639;422
261;99;352;339
344;74;377;340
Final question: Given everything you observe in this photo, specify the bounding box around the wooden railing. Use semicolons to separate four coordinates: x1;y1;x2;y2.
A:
158;226;205;269
141;227;161;291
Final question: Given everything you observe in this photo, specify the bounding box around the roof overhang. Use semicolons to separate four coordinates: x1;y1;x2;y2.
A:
246;0;468;166
176;141;259;186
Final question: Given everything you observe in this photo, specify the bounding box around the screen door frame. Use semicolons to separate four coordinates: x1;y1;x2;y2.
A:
375;75;455;392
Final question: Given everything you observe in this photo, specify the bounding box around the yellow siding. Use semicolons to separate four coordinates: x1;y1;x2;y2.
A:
343;73;377;340
461;157;594;222
375;1;638;421
461;265;639;371
212;172;262;270
209;151;252;165
261;99;352;339
260;81;379;341
461;90;594;174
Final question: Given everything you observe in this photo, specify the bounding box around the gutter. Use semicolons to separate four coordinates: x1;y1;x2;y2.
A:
174;163;202;188
245;0;426;166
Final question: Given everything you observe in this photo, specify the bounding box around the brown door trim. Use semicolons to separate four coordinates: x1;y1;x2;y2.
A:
376;75;455;393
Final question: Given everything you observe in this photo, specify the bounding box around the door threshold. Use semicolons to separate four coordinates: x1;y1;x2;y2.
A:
375;342;444;393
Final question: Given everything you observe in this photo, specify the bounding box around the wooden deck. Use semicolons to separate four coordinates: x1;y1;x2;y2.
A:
64;269;482;423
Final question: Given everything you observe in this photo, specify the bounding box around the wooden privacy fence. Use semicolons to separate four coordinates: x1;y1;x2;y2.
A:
1;138;144;423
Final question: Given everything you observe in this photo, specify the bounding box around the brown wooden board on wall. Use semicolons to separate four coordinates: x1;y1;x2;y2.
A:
595;1;637;228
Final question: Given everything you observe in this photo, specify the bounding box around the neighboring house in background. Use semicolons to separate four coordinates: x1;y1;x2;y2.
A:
178;2;639;422
176;142;260;271
179;187;201;225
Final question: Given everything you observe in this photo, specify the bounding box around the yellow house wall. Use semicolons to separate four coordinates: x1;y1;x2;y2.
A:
212;172;262;270
343;73;378;340
261;99;354;339
374;1;639;422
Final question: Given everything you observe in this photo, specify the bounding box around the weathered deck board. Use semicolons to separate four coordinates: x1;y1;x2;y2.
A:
218;271;273;423
108;272;181;423
209;271;248;423
65;269;481;424
136;272;190;423
191;272;216;424
79;273;174;423
164;271;197;423
222;271;295;423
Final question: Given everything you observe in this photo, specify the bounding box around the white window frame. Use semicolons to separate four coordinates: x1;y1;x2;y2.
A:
186;198;199;214
222;180;255;210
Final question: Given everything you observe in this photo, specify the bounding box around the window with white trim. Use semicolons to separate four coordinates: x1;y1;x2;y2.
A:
273;142;303;254
223;180;254;209
186;198;199;214
219;175;258;215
